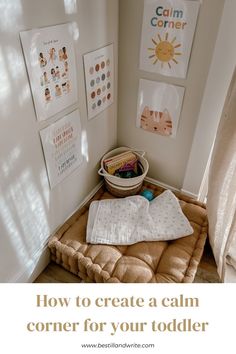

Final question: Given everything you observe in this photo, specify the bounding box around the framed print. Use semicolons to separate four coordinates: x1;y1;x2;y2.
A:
20;23;78;121
137;79;185;138
40;109;83;188
83;44;114;120
139;0;200;78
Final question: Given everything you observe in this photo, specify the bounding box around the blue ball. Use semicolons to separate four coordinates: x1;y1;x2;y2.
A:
141;189;154;201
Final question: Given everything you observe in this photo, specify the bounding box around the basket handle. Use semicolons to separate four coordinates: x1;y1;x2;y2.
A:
134;150;146;157
98;168;107;176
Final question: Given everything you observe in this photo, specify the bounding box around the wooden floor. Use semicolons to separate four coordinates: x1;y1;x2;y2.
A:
35;240;220;283
193;240;220;283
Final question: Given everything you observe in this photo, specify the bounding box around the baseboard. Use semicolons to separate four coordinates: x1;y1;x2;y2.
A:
27;246;51;283
77;180;104;209
7;244;50;283
144;176;180;193
180;188;198;199
144;176;198;199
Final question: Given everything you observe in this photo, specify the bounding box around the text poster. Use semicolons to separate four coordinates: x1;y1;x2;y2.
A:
20;23;78;121
40;109;83;188
83;44;114;120
139;0;200;78
137;79;185;138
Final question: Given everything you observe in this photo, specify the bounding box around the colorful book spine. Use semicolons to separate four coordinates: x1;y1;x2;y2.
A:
104;151;137;175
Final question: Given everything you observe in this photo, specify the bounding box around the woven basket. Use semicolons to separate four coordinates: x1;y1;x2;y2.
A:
98;147;149;197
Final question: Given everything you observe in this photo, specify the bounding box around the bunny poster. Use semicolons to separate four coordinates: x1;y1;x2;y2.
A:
136;79;185;138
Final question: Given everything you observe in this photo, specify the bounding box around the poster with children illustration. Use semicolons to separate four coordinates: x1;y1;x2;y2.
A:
83;44;114;120
137;79;185;138
139;0;200;78
20;23;78;121
39;109;83;189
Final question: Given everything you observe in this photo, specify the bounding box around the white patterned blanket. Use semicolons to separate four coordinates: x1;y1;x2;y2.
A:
86;190;193;245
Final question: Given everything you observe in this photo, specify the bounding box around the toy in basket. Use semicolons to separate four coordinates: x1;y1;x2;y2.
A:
98;147;149;197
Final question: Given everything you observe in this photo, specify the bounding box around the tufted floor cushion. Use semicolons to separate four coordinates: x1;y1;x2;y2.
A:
48;183;208;283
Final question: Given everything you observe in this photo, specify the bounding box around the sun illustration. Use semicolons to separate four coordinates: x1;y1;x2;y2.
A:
148;33;182;68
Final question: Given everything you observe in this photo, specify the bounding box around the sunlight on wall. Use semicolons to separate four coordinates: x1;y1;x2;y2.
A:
64;0;77;15
0;196;28;269
0;144;50;281
18;83;31;107
1;167;50;250
40;169;50;206
30;33;42;68
0;0;22;32
140;91;143;107
1;146;21;177
6;46;25;81
20;169;50;244
0;47;11;110
82;130;89;162
69;21;80;41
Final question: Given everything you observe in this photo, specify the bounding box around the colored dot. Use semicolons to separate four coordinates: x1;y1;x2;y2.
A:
106;59;110;66
102;85;106;92
92;103;96;110
89;67;94;75
91;91;96;99
101;73;106;81
97;99;102;106
107;82;111;89
95;64;100;71
97;88;101;95
102;96;106;103
96;77;100;84
101;61;105;69
107;71;111;78
90;79;95;87
107;93;111;100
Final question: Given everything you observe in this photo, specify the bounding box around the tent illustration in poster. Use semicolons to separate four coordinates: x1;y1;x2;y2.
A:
83;44;114;120
137;79;185;138
40;109;83;189
20;23;78;121
139;0;200;78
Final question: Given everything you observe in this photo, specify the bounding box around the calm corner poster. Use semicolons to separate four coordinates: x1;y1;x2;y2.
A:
139;0;200;78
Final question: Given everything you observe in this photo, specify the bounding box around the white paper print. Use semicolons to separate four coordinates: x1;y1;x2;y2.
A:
40;110;83;188
20;23;78;121
83;44;114;119
140;0;200;78
137;79;185;138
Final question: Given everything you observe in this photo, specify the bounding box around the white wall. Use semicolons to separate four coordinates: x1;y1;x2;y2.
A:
117;0;224;190
0;0;118;282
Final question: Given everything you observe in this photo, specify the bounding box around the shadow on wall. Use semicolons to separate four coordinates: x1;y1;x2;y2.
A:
0;146;51;282
0;0;49;282
0;0;85;282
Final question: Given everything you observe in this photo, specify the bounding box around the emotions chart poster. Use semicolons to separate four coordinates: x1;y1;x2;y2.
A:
20;23;78;121
139;0;200;78
40;110;83;189
83;44;114;120
137;79;185;138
